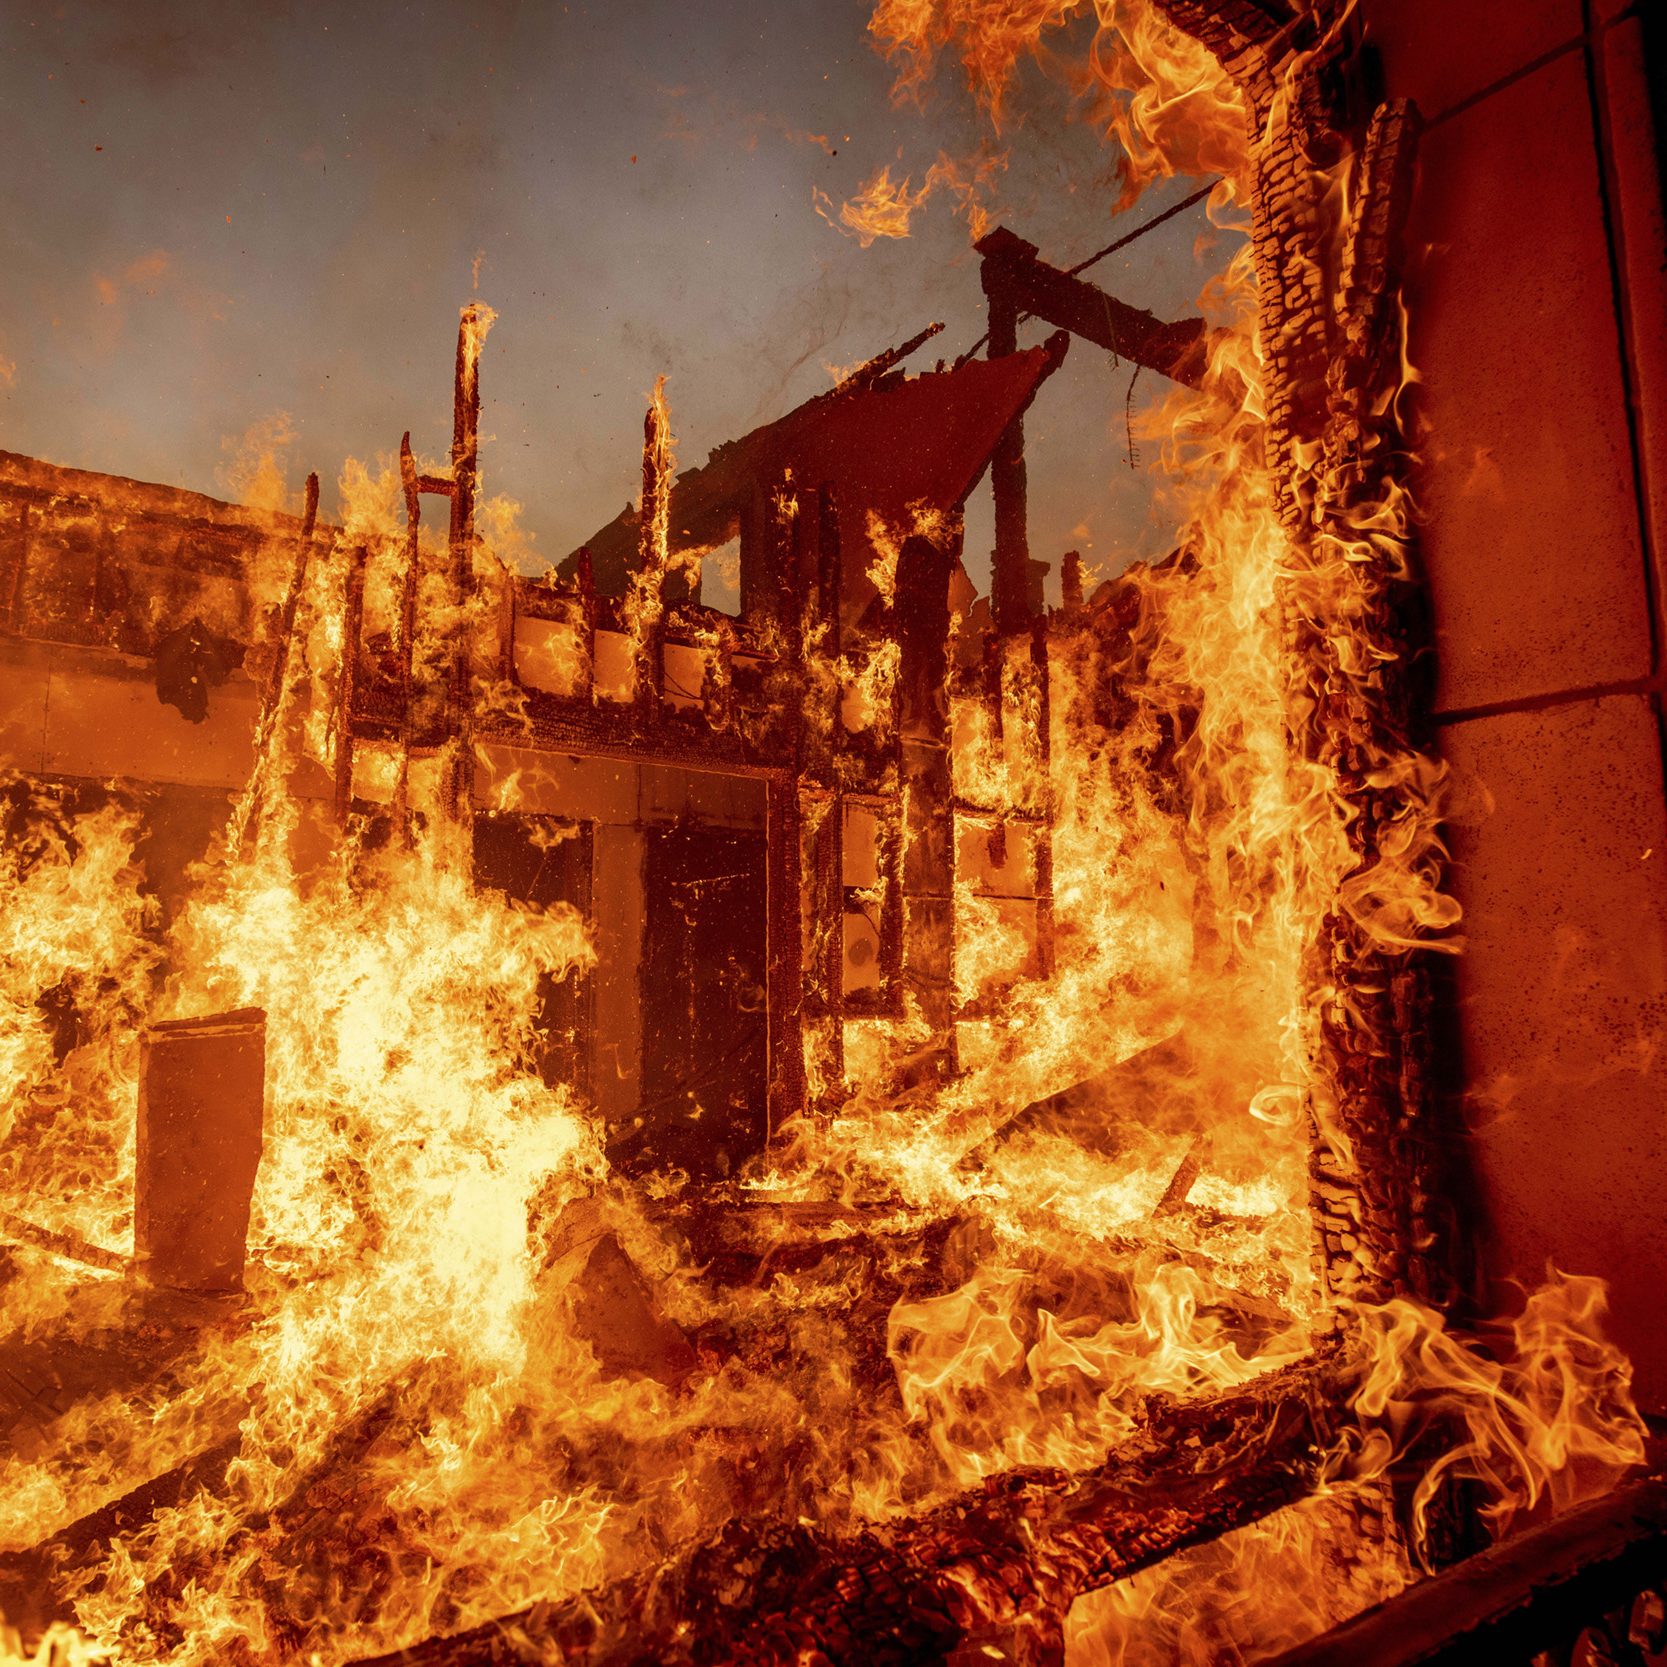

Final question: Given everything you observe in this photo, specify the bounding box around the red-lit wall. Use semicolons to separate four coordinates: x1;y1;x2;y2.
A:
1364;0;1667;1409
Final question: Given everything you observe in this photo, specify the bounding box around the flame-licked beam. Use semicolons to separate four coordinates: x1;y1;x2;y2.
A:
354;1361;1348;1667
976;227;1209;391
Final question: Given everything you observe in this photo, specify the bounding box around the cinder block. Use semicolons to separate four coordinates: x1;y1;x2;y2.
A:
1440;695;1667;1411
136;1009;266;1292
1406;53;1651;713
1360;0;1580;122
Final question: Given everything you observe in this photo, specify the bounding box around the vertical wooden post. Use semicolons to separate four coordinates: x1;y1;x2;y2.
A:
1030;615;1056;980
983;282;1032;639
765;774;806;1139
571;543;597;706
895;529;959;1079
332;546;368;821
764;477;810;1133
444;302;492;831
633;387;673;711
798;483;845;1108
226;472;320;864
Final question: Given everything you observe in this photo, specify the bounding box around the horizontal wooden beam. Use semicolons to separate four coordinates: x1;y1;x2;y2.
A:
977;225;1209;388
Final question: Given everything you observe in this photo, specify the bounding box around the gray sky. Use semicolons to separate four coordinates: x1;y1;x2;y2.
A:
1;1;1234;598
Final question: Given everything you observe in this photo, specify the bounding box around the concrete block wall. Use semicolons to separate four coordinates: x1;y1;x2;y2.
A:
1362;0;1667;1407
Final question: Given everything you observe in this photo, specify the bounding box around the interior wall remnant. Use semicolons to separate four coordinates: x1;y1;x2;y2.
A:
1363;0;1667;1409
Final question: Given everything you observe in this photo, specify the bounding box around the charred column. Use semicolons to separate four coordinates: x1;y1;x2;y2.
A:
1148;3;1459;1315
981;256;1032;640
765;480;809;1135
225;473;319;864
626;381;673;713
895;530;958;1077
442;302;493;829
332;547;368;820
798;483;845;1109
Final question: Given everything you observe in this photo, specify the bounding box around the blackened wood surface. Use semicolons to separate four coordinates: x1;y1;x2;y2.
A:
353;1362;1342;1667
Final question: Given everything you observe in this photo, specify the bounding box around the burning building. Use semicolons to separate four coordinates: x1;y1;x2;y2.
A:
0;2;1663;1664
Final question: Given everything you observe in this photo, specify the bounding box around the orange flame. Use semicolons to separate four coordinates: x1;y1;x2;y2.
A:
815;150;1006;246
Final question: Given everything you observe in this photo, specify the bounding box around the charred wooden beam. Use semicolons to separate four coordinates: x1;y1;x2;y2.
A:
332;546;368;820
353;1361;1346;1667
833;319;944;398
632;391;673;708
985;282;1033;639
1148;5;1457;1319
765;774;807;1138
895;526;959;1077
0;1432;243;1636
977;227;1209;392
394;433;424;827
800;483;845;1107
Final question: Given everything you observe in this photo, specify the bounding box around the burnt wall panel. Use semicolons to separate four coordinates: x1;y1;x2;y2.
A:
1600;14;1667;601
40;654;260;789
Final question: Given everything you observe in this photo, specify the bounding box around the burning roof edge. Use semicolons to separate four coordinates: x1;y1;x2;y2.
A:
558;333;1069;597
0;449;314;547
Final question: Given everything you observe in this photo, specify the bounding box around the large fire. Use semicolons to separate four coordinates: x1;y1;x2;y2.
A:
0;4;1649;1665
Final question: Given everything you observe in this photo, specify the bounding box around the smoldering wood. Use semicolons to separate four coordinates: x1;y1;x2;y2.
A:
225;471;319;860
1152;1133;1208;1218
830;320;944;399
0;1209;126;1274
442;304;490;830
558;346;1064;601
0;1431;243;1636
351;1361;1348;1667
1143;1;1456;1319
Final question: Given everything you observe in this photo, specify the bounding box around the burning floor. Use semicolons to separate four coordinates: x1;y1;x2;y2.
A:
2;1;1665;1664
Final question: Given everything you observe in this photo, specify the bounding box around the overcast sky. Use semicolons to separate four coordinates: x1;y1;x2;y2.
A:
1;1;1234;597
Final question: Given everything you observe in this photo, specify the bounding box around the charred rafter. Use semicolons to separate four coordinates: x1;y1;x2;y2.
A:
976;227;1210;393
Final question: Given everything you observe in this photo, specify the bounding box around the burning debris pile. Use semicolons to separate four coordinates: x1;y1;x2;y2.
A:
0;3;1655;1665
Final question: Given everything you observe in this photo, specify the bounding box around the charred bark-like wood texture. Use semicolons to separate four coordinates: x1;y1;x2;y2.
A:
354;1362;1346;1667
1151;0;1457;1315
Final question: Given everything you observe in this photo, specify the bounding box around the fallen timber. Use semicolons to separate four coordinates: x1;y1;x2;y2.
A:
356;1357;1349;1667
